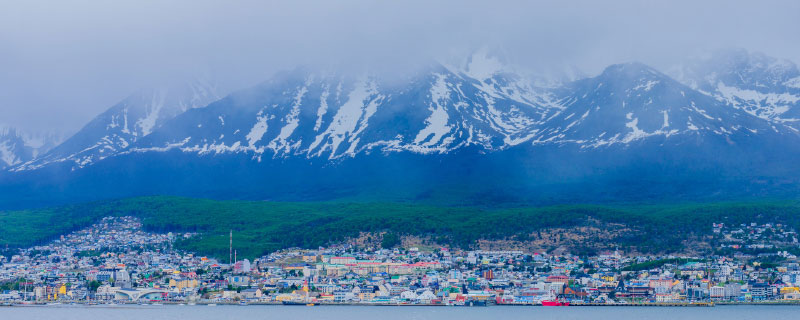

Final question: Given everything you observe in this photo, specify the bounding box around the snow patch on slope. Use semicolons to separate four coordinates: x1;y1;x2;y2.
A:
246;109;270;147
308;77;385;158
314;85;330;131
786;77;800;89
632;80;659;92
463;49;504;82
0;140;21;167
716;82;799;121
136;89;167;136
414;73;452;148
269;81;309;153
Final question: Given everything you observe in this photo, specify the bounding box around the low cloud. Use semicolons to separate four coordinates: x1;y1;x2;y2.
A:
1;0;798;134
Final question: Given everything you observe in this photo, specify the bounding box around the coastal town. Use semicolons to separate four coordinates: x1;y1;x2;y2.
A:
2;216;800;307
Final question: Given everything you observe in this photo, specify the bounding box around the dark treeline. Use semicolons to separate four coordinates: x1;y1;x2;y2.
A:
2;196;800;260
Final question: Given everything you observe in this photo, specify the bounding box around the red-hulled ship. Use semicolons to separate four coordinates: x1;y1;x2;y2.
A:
541;300;569;306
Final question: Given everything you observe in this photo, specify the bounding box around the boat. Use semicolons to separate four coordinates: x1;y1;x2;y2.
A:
207;303;217;306
457;300;487;307
541;300;569;306
282;300;311;306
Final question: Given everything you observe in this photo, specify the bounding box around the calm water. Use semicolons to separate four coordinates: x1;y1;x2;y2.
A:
1;305;798;320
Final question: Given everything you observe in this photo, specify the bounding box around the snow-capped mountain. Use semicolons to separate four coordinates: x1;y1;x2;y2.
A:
12;79;221;171
3;50;800;209
0;127;32;169
9;50;800;167
671;49;800;131
0;126;64;169
126;58;795;162
128;52;562;160
534;62;784;148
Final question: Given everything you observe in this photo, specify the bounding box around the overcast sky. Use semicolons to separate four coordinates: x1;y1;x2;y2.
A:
1;0;799;135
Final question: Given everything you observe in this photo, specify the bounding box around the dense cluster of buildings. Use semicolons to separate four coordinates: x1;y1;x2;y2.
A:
715;222;799;251
2;216;800;305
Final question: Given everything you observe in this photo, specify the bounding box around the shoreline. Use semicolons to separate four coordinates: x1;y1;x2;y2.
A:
4;301;800;307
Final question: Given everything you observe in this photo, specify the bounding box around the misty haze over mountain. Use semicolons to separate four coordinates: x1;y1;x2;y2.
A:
1;0;799;135
1;1;800;210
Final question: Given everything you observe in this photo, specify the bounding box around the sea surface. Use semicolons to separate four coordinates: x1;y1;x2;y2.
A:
1;304;799;320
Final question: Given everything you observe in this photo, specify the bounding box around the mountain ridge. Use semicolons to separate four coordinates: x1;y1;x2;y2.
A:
3;49;800;209
0;126;64;170
11;79;221;171
671;48;800;131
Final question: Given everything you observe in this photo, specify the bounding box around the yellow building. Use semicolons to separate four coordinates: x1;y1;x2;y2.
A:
780;287;800;294
358;291;376;301
274;293;298;302
169;279;199;289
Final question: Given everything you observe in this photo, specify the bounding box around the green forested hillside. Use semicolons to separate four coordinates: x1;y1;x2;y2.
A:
2;196;800;259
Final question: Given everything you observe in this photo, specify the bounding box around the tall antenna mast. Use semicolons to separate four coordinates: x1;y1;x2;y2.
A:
229;230;233;265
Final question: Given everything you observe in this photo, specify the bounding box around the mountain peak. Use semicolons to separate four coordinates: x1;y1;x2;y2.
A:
459;47;509;81
711;48;798;75
674;48;800;89
669;48;800;127
11;78;223;171
600;62;662;80
0;125;66;169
